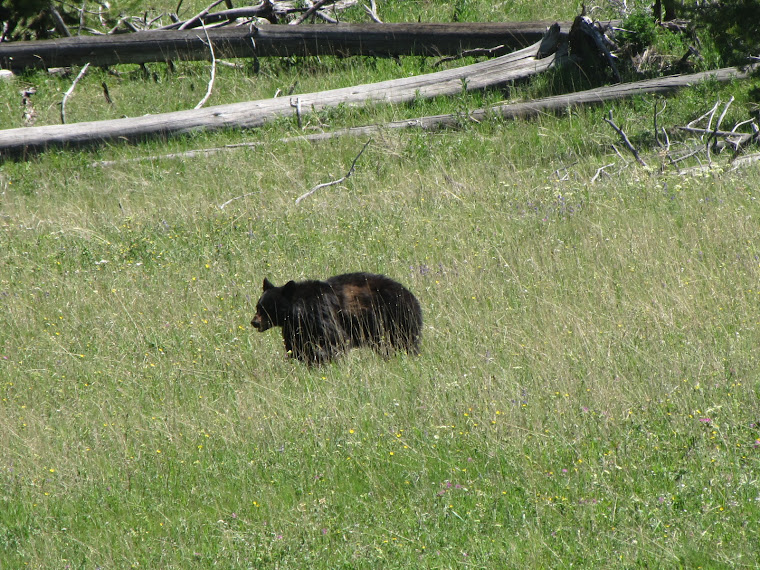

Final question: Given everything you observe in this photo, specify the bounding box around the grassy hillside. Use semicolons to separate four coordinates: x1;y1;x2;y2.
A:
2;1;760;567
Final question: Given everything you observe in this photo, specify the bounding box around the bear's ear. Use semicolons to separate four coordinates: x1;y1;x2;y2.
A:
282;280;297;298
263;278;275;291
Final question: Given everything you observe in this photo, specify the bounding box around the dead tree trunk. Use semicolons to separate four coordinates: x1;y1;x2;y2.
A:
0;36;562;157
0;21;567;69
654;0;677;21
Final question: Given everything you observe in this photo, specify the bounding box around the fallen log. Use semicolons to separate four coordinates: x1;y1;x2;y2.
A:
0;21;566;70
93;64;758;166
0;35;562;158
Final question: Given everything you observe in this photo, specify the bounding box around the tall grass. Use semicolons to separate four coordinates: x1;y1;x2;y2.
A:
2;0;760;567
4;103;760;566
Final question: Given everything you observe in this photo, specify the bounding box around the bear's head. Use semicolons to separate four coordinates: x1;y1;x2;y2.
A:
251;278;295;332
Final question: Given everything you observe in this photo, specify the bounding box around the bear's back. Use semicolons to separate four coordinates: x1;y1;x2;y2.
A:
327;272;422;334
327;272;411;309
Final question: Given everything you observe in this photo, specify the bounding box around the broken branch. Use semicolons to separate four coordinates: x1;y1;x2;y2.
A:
194;23;217;109
603;109;647;167
363;0;382;23
291;0;331;25
178;0;226;30
60;62;90;124
708;96;734;160
219;191;260;209
654;99;666;148
49;3;72;37
295;139;371;204
686;99;721;134
590;163;615;183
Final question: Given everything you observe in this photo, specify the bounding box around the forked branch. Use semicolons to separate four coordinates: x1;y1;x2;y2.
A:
603;109;647;167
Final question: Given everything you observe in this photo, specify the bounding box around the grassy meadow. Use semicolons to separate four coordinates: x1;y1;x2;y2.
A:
2;0;760;567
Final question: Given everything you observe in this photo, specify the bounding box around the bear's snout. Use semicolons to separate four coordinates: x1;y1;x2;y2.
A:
252;312;272;332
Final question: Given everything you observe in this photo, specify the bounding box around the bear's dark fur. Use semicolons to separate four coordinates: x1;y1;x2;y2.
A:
251;272;422;364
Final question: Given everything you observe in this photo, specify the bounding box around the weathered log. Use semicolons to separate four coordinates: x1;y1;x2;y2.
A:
0;21;567;70
92;65;758;167
3;48;755;160
482;66;755;120
324;66;757;131
0;37;561;158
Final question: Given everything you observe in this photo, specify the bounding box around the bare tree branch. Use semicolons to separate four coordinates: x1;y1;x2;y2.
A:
660;126;670;153
590;162;615;183
60;62;90;124
194;24;217;109
679;124;759;154
363;0;382;23
707;96;734;163
679;125;756;138
295;139;371;204
603;109;647;167
654;99;666;148
713;96;734;134
178;0;226;30
219;191;260;209
49;2;72;37
291;0;331;25
686;99;721;135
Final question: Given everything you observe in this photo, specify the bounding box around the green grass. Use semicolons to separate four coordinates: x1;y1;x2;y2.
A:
3;1;760;568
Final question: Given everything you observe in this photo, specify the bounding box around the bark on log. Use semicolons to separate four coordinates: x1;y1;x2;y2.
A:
0;37;561;158
0;21;567;70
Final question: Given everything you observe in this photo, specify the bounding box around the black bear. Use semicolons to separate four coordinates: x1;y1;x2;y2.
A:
251;272;422;364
